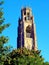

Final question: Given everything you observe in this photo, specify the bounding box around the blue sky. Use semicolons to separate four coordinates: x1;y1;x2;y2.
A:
3;0;49;61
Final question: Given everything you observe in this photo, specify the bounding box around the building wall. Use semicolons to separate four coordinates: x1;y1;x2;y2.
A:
17;8;37;51
24;21;33;50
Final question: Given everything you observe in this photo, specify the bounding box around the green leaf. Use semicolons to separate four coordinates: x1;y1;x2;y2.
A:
0;36;8;44
0;11;3;18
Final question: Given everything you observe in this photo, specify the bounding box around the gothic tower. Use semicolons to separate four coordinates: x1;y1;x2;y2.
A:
17;7;37;51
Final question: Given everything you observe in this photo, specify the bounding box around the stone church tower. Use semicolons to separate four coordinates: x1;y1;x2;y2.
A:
17;7;37;51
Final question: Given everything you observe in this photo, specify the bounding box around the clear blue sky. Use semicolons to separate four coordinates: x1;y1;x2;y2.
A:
3;0;49;62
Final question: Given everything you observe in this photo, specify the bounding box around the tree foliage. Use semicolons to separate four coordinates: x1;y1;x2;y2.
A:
3;48;49;65
0;0;10;65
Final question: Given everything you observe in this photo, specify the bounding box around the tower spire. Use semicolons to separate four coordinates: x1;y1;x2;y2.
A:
17;7;38;51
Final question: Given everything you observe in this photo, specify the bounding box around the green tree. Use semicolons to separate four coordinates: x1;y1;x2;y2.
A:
5;48;44;65
7;48;49;65
0;0;10;65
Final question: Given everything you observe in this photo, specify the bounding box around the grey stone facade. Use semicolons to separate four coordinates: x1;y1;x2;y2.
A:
17;7;37;51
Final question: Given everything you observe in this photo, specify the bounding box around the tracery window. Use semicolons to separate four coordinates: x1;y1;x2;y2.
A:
26;25;32;38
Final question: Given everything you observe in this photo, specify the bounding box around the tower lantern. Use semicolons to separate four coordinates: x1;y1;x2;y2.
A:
17;7;37;51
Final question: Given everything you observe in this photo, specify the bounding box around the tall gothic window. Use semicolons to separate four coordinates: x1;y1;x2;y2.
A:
24;17;26;21
26;25;32;38
27;12;30;20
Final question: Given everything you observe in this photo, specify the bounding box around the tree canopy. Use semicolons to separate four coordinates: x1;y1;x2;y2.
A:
0;0;10;65
3;48;49;65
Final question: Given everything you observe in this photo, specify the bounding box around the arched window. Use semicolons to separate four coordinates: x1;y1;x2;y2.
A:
26;25;32;38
